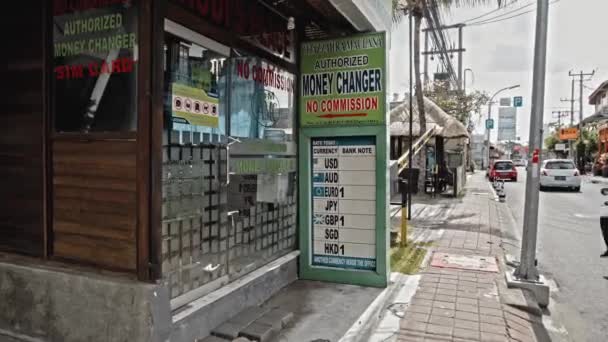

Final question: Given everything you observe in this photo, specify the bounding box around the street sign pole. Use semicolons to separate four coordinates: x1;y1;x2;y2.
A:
515;0;550;282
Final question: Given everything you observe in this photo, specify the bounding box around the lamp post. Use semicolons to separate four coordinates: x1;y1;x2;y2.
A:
486;85;520;169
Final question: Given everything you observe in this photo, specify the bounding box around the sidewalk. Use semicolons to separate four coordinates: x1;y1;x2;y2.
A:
397;172;549;342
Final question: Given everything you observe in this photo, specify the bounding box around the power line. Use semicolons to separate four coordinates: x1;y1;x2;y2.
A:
467;1;536;25
461;0;524;23
425;0;459;88
468;0;561;26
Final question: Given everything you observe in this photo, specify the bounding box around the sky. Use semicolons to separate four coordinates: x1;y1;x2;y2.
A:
389;0;608;144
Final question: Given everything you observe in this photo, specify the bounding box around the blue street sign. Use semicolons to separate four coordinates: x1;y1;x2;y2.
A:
513;96;523;107
486;118;494;129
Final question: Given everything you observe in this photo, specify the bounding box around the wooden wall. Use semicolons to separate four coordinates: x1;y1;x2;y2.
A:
52;140;138;271
0;0;46;256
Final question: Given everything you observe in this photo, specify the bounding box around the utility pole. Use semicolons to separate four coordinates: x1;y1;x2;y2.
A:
568;70;595;171
561;83;576;159
424;31;429;85
421;23;466;90
458;25;464;90
514;0;550;282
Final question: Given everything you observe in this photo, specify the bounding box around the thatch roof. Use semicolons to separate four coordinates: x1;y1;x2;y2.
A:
390;96;470;139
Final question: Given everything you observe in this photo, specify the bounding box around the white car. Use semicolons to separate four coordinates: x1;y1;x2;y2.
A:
539;159;581;192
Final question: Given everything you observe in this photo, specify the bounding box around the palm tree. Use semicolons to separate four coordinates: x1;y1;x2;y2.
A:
392;0;511;191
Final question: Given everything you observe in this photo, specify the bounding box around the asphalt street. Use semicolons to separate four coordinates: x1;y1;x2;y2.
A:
502;167;608;342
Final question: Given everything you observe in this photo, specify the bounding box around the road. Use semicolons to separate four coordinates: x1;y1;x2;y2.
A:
502;168;608;342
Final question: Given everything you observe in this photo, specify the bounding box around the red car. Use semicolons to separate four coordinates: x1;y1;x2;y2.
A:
488;160;517;182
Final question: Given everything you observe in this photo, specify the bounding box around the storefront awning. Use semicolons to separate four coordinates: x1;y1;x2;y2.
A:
582;106;608;125
389;96;470;139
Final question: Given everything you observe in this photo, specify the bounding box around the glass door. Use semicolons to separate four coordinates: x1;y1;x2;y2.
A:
161;20;230;303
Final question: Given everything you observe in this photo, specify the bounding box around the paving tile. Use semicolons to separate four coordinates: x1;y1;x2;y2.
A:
415;292;435;300
457;285;478;293
480;315;505;325
412;298;434;307
479;332;508;342
456;303;479;314
436;283;458;291
418;288;437;295
423;276;441;283
425;323;453;337
397;331;426;342
434;294;456;303
480;322;506;335
456;290;478;299
506;321;534;336
453;327;480;341
454;311;479;322
400;320;428;333
439;278;458;285
459;280;479;287
454;318;479;331
433;300;456;310
478;300;501;309
428;315;454;327
430;308;455;318
480;307;503;318
456;297;478;306
507;327;535;342
404;312;430;323
439;274;458;280
409;305;433;315
423;336;453;342
436;288;457;296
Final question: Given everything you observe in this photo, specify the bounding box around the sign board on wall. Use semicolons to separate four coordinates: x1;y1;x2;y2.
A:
299;32;388;288
559;127;579;140
311;136;377;271
300;32;386;127
498;107;517;141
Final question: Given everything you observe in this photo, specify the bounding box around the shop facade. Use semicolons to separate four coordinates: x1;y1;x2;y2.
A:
0;1;391;341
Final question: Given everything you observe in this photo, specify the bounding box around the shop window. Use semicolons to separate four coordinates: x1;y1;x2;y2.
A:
164;34;228;141
229;53;295;142
52;0;138;132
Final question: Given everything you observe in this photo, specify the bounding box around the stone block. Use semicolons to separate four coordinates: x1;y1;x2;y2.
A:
239;322;277;342
230;307;269;327
255;308;294;330
197;336;228;342
212;322;244;340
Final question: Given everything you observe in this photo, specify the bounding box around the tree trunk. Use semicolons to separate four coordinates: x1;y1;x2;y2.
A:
413;13;427;193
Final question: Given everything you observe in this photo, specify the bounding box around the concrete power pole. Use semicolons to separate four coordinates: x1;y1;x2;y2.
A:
560;79;576;158
514;0;550;282
568;70;595;170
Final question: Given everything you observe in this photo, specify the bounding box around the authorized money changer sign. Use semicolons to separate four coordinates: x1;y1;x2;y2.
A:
311;136;377;270
300;32;386;127
299;32;388;288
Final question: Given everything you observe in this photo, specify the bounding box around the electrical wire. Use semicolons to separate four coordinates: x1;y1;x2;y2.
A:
461;0;521;23
427;0;459;87
468;0;562;26
467;1;536;25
